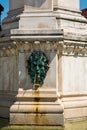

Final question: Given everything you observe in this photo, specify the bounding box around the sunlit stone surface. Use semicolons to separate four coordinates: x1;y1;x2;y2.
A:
0;0;87;126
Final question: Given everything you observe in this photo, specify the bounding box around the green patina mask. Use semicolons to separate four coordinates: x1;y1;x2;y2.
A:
27;51;49;87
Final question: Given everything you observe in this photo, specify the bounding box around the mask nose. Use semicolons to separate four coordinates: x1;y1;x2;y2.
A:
36;65;39;74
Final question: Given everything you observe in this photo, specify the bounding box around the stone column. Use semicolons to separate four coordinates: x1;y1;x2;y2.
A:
0;0;64;126
54;0;87;120
2;0;57;34
1;0;87;125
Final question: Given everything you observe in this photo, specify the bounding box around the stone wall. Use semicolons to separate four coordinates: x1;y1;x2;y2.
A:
0;56;18;91
62;56;87;94
0;40;61;121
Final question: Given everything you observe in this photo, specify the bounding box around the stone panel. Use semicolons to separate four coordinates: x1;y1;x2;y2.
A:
10;113;64;125
18;51;58;90
0;56;18;91
19;16;56;30
57;0;79;10
62;56;87;93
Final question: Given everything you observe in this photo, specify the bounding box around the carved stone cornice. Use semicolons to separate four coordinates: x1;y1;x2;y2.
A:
0;36;87;57
62;41;87;57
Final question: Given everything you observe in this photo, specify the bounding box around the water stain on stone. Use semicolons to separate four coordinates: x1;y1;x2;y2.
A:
33;89;40;124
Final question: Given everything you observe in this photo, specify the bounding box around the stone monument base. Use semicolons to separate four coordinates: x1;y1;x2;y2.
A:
10;90;64;126
10;109;64;126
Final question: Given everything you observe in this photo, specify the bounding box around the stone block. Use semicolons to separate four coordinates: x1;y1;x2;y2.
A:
57;0;79;10
10;94;64;126
64;107;87;119
19;16;56;30
10;113;64;126
0;107;9;118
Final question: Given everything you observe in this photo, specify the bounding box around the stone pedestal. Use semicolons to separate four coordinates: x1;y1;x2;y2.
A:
2;0;55;33
10;89;64;125
0;30;64;125
0;0;64;124
0;0;87;126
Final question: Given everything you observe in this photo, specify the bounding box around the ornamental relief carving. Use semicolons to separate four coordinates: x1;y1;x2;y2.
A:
27;51;49;88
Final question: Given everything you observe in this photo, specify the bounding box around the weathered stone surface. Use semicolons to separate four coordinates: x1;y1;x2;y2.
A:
0;56;18;91
10;0;53;11
57;0;79;10
62;56;87;93
10;87;64;125
63;97;87;119
0;0;87;126
10;113;64;126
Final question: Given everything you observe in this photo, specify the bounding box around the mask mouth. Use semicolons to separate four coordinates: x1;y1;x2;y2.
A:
34;74;40;88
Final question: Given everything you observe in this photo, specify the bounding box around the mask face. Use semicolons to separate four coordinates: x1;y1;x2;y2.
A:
28;51;49;87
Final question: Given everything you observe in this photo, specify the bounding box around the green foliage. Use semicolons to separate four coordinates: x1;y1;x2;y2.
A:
27;51;49;86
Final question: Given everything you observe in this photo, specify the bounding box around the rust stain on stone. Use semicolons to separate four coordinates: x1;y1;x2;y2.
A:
33;89;40;124
38;23;49;28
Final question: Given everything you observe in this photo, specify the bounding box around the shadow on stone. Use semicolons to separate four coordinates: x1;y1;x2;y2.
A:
27;0;46;8
0;118;9;129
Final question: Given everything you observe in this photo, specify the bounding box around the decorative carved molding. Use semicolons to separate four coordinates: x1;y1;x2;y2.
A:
27;51;49;88
0;39;87;57
62;42;87;57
